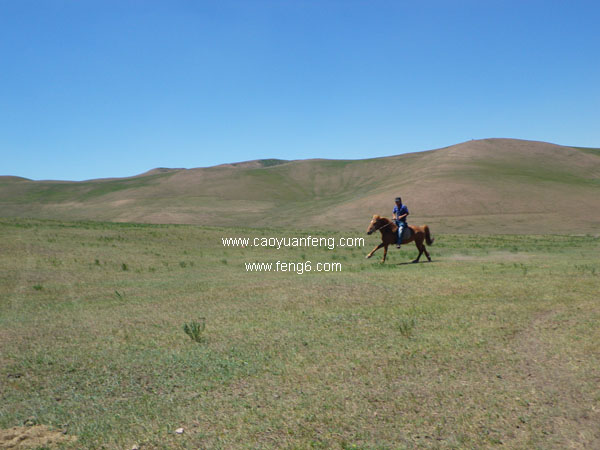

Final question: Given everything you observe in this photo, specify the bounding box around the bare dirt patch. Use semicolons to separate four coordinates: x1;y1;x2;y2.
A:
0;425;76;449
447;251;531;262
512;310;600;448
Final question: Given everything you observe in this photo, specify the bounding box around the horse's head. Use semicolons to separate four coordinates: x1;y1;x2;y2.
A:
367;215;384;235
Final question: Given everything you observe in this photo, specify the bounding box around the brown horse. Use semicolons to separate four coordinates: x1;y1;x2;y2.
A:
366;215;434;263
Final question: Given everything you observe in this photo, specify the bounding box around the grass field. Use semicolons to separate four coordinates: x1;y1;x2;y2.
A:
1;218;599;449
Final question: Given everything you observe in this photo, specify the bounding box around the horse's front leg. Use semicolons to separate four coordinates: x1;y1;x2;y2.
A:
366;243;385;259
381;244;389;263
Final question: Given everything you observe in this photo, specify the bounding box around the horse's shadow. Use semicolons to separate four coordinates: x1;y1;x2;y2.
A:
395;260;437;266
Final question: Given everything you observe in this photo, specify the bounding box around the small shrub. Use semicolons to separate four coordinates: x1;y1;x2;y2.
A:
398;317;416;338
33;284;43;291
183;318;206;343
121;263;128;271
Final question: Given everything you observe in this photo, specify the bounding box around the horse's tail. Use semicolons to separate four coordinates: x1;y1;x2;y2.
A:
424;225;434;245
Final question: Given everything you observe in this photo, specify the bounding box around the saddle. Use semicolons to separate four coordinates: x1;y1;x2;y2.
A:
397;225;413;244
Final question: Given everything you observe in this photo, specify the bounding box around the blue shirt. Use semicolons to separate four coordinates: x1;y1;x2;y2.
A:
393;204;409;223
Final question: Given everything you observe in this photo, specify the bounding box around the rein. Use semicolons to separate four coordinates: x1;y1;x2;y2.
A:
372;220;394;233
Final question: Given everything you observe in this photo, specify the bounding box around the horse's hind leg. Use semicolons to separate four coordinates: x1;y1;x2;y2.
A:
412;236;427;263
413;244;424;263
423;245;432;262
415;235;432;262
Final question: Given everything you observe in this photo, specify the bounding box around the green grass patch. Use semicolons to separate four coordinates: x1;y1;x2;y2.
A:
571;146;600;157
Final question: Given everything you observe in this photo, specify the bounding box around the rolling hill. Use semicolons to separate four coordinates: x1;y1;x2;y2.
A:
1;138;599;234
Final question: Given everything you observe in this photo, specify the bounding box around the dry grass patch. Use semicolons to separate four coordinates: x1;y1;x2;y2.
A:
0;425;76;449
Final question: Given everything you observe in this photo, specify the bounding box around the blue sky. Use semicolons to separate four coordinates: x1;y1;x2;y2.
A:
1;1;599;181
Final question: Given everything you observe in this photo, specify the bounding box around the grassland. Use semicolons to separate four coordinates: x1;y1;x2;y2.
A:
1;218;599;449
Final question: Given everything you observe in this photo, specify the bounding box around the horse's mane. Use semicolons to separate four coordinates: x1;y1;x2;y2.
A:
374;215;397;232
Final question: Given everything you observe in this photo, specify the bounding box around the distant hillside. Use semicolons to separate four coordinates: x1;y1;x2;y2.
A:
1;139;599;234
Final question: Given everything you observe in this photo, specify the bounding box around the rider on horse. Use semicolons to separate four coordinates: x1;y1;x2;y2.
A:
393;197;409;249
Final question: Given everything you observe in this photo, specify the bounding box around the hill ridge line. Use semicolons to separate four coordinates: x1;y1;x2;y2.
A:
1;138;598;234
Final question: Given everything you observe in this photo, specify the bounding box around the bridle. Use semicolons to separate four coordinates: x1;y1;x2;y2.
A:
369;219;394;234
